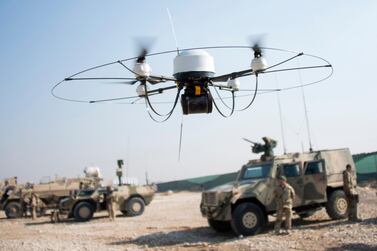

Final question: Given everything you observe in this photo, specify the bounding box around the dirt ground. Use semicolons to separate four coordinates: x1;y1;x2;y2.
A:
0;186;377;251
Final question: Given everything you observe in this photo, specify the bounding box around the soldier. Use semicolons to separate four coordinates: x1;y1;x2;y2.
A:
21;190;29;217
50;209;60;223
274;176;295;234
343;164;362;222
30;192;39;220
106;187;117;220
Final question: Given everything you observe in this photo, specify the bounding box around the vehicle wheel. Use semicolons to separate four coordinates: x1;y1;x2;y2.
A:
208;219;231;232
5;201;23;219
326;190;348;220
125;197;145;217
231;203;266;236
73;202;94;221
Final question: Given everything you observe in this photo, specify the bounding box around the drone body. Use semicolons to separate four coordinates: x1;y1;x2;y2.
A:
173;50;215;115
173;50;215;81
52;44;333;122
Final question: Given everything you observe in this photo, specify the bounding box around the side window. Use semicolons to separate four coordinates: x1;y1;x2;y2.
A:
282;163;301;177
304;160;324;175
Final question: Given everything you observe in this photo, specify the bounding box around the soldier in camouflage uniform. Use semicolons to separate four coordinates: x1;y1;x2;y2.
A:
343;164;361;222
274;176;295;234
106;187;117;220
50;209;60;223
30;192;39;220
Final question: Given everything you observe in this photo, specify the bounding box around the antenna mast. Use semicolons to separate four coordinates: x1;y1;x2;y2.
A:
277;92;287;154
126;137;130;177
166;8;179;54
297;65;313;152
275;74;287;154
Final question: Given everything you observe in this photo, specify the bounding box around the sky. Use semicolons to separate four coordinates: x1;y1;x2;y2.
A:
1;1;377;184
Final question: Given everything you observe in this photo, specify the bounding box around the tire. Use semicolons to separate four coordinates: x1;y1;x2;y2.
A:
125;197;145;217
73;202;94;221
208;219;231;232
231;203;266;236
326;190;348;220
4;201;23;219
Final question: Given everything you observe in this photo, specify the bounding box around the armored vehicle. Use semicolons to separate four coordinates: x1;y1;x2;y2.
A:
0;177;28;218
0;177;101;219
59;184;155;221
200;144;355;236
0;177;18;199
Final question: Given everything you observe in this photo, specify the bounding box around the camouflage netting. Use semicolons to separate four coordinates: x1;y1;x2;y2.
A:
157;151;377;192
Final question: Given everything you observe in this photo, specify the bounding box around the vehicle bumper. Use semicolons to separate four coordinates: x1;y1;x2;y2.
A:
200;203;231;221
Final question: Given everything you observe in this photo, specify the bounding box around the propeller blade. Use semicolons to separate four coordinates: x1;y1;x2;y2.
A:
249;34;267;58
107;80;139;85
134;37;156;63
147;75;176;85
147;78;163;85
137;48;148;63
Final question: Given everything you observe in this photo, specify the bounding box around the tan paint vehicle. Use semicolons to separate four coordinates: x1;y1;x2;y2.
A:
59;184;155;221
0;177;100;218
0;177;18;198
200;148;355;236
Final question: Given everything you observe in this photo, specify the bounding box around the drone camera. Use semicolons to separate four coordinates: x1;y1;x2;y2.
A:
181;86;213;115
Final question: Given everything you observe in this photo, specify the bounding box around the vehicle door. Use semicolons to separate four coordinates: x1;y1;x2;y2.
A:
277;162;304;207
303;160;327;205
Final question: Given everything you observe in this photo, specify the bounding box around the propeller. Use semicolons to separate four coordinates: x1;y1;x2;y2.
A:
132;37;173;85
249;34;266;58
134;37;155;63
136;48;148;63
108;80;138;85
249;34;268;72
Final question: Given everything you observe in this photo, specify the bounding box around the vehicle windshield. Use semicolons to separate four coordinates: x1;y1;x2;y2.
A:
240;163;272;180
77;189;95;196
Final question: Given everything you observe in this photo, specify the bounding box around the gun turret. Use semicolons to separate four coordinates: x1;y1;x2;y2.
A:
245;137;277;161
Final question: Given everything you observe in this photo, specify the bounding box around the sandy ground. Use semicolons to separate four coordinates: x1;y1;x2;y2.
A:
0;186;377;251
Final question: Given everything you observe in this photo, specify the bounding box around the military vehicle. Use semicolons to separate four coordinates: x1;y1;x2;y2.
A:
0;177;18;199
200;137;355;236
58;159;155;221
0;177;28;218
59;184;155;221
0;173;101;219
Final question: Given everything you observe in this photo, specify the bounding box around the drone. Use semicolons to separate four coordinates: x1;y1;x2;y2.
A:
52;42;333;122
